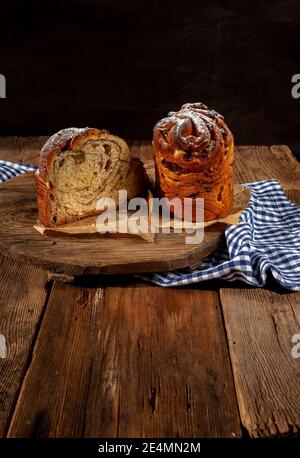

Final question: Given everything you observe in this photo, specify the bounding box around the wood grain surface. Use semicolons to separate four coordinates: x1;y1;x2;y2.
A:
8;284;241;438
0;136;47;165
2;141;299;277
220;288;300;437
0;256;49;437
0;137;50;437
0;173;242;276
234;145;300;188
219;143;300;438
1;138;300;439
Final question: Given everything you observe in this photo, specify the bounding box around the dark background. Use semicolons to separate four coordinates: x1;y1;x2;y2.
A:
0;0;299;148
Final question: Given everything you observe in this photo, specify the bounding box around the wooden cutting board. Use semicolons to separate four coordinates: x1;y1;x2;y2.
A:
0;171;251;277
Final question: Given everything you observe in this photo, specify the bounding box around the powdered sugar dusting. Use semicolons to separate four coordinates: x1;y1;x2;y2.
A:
153;102;230;154
41;127;88;154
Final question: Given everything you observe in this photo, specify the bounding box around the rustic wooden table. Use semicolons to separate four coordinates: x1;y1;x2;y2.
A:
0;138;300;438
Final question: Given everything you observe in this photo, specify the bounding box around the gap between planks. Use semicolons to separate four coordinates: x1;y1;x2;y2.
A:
0;255;53;437
220;288;300;437
7;283;242;438
1;139;300;438
0;136;55;436
221;144;300;437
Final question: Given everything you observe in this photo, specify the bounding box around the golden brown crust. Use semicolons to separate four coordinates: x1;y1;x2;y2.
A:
36;171;52;227
153;103;234;221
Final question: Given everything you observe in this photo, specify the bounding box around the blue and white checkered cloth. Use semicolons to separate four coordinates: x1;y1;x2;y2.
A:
1;161;299;290
0;160;36;182
139;179;300;290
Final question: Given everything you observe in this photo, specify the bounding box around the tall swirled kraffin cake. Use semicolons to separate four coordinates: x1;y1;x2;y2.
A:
36;128;147;226
153;103;234;222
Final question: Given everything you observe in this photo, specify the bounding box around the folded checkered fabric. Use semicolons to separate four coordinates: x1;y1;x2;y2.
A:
1;161;299;291
0;160;36;183
138;179;300;290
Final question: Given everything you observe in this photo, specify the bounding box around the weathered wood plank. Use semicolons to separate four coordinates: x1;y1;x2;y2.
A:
0;136;47;165
7;284;242;438
7;283;106;438
0;172;245;276
17;137;48;165
3;140;299;439
220;288;300;437
0;137;19;162
0;256;49;437
0;136;50;436
235;145;300;188
84;286;241;438
220;144;300;438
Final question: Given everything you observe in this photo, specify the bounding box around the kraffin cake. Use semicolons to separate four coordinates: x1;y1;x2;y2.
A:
36;128;147;226
153;103;234;222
